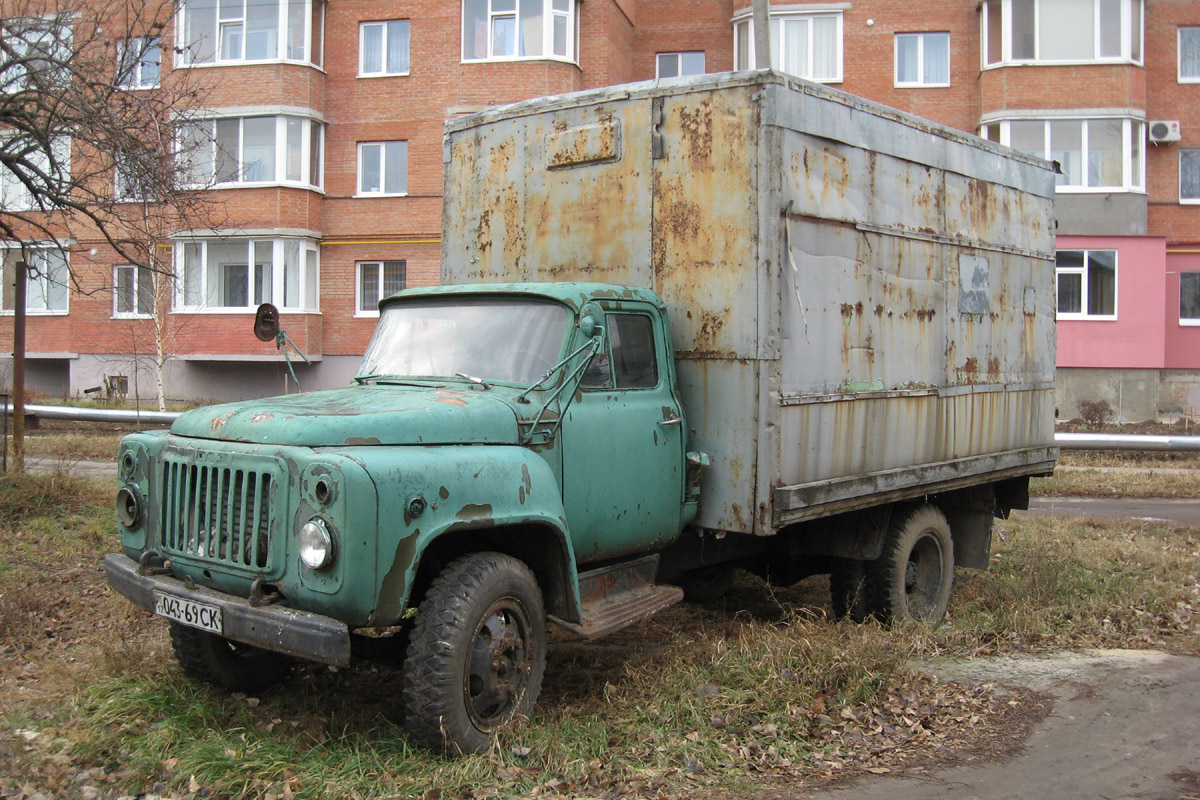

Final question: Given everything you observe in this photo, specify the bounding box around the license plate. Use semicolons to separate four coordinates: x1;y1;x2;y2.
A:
154;591;223;634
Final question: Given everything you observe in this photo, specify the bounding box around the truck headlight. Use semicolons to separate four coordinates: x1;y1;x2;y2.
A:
298;517;336;570
116;485;143;530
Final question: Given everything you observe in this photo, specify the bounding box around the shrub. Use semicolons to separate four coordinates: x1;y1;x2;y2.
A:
1077;399;1113;430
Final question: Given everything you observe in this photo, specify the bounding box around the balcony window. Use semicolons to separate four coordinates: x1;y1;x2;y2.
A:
116;37;161;88
115;264;155;317
0;135;71;212
656;52;705;79
895;32;950;87
1056;249;1116;320
0;246;69;314
982;0;1142;65
360;20;410;76
1182;28;1200;82
462;0;575;62
1181;272;1200;325
175;237;319;312
357;141;408;196
176;115;323;188
734;12;842;82
1;17;72;92
356;260;407;314
177;0;324;66
982;117;1144;192
1182;150;1200;204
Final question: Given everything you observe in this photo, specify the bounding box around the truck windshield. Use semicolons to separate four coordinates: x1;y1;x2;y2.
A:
357;298;571;385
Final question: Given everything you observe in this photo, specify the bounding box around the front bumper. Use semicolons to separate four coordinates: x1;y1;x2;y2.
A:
104;553;351;666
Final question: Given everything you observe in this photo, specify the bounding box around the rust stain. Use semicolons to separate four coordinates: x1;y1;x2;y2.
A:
435;390;468;398
963;357;979;382
987;356;1001;378
250;413;274;423
435;397;468;407
210;411;236;433
439;486;450;500
915;308;936;322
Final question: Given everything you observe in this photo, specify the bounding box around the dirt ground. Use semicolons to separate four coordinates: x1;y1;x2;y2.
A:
796;649;1200;800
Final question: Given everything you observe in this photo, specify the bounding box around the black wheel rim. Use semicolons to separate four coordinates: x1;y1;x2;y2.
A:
903;531;945;619
464;597;533;730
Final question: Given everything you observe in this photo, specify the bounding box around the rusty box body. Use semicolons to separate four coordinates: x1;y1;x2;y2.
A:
441;70;1057;537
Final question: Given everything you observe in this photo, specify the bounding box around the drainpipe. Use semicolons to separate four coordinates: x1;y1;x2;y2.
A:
12;260;26;473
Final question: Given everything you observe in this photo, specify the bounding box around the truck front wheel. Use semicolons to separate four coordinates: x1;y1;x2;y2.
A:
870;506;954;624
168;622;293;693
402;552;547;756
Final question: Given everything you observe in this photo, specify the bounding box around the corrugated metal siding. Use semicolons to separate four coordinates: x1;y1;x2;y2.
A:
442;71;1057;537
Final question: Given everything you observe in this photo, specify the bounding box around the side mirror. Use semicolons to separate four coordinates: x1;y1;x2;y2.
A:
579;303;604;338
253;303;280;342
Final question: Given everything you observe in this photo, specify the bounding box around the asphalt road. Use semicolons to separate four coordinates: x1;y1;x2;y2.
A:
800;650;1200;800
1024;496;1200;526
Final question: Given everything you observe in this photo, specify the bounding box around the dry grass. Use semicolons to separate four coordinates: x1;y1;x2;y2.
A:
1032;467;1200;498
0;474;1197;799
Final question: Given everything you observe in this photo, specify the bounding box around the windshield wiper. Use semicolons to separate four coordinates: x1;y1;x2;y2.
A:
455;372;492;389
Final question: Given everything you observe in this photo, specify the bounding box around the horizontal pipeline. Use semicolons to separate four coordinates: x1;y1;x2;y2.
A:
4;403;180;425
3;406;1200;452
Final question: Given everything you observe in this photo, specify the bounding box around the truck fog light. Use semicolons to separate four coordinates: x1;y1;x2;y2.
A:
116;485;142;529
298;517;335;570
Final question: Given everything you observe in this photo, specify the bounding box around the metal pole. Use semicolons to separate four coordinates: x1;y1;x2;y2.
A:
12;260;26;473
753;0;771;69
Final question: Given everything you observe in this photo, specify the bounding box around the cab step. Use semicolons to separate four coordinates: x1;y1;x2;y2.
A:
549;554;683;640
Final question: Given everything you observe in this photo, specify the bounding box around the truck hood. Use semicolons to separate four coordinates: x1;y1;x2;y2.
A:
169;386;521;446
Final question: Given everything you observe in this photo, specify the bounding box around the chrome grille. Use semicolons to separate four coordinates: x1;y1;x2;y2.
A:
159;458;275;569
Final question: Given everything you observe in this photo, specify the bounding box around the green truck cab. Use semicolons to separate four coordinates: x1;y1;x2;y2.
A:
106;283;702;754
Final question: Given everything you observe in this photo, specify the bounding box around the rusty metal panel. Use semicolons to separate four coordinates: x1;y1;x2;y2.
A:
441;71;1058;537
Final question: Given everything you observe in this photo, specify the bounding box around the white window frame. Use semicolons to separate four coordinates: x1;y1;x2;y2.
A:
1181;27;1200;83
0;245;70;315
116;36;161;89
357;141;408;197
176;0;324;66
1055;249;1117;321
1;17;72;92
359;20;410;76
176;114;324;190
733;11;844;83
461;0;576;63
173;237;320;313
0;135;71;212
981;0;1143;67
1180;271;1200;326
656;51;705;79
114;264;155;318
982;116;1145;193
895;32;950;87
1182;149;1200;205
356;260;407;316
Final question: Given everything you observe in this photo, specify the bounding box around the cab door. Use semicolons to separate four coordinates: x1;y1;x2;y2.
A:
560;305;686;564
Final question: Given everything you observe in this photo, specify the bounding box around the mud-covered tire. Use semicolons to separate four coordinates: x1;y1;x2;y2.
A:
679;564;737;602
829;558;875;622
401;552;546;756
168;622;293;693
870;505;954;624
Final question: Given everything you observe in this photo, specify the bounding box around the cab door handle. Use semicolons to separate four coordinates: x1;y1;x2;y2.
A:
658;416;682;426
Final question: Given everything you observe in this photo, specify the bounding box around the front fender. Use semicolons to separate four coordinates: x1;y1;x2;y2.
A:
334;445;577;625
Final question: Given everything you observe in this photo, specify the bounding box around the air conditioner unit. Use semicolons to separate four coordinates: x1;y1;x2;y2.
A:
1148;120;1181;143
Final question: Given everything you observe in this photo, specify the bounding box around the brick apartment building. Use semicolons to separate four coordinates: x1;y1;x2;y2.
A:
2;0;1198;419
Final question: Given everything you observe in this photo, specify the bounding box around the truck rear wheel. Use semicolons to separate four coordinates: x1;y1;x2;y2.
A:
870;505;954;624
402;552;546;756
829;558;875;622
168;621;293;693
